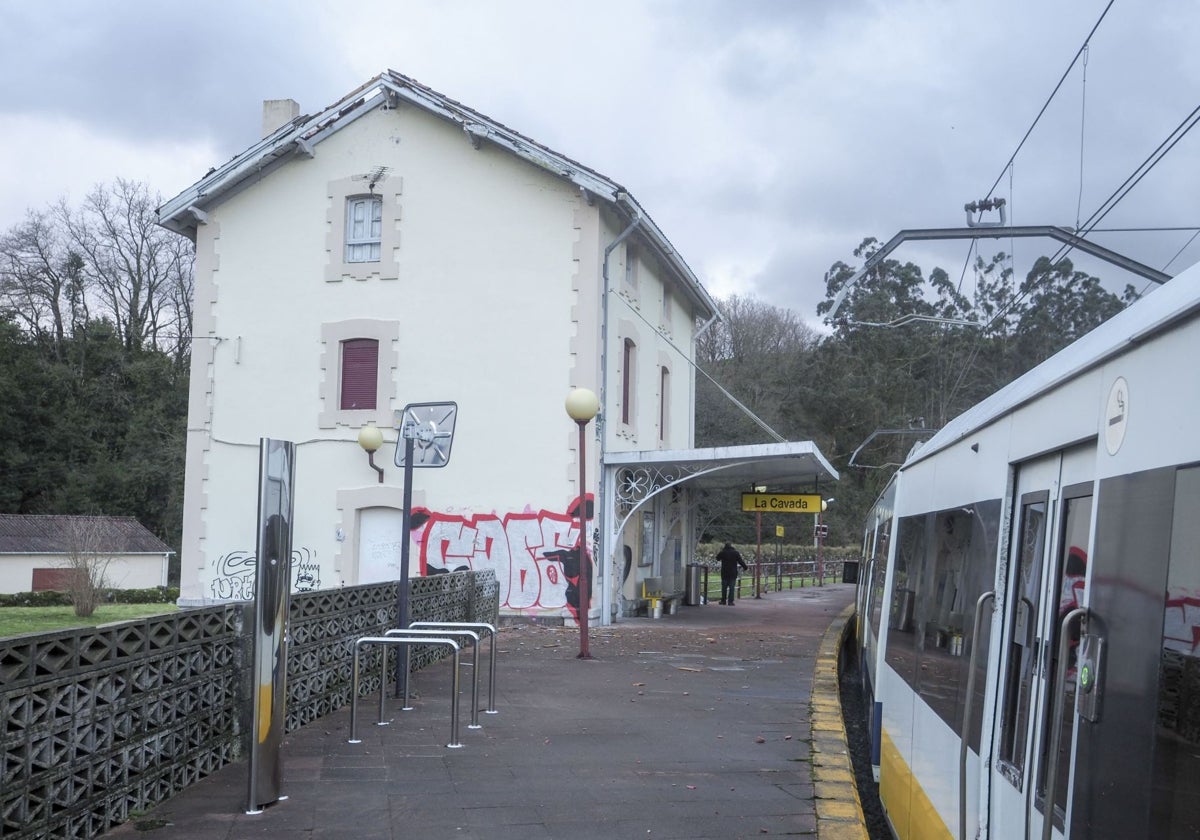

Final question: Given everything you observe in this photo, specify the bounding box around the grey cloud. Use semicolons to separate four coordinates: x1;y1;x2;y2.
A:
0;1;346;153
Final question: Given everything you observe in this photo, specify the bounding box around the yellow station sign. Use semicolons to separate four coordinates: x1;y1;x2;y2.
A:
741;493;823;513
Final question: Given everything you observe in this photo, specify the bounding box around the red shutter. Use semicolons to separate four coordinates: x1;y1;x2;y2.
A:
32;568;79;591
340;339;379;410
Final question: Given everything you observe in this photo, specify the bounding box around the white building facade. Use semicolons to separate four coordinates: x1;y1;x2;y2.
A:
159;71;728;623
0;515;171;594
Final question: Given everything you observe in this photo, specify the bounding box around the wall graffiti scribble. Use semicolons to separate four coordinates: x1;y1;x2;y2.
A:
207;500;591;616
210;546;320;601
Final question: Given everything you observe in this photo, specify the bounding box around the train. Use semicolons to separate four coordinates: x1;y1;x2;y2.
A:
851;259;1200;839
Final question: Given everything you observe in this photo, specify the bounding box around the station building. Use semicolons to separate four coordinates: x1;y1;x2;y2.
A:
157;70;835;623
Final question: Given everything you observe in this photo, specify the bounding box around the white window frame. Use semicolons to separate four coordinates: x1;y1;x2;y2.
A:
326;176;401;283
345;195;382;263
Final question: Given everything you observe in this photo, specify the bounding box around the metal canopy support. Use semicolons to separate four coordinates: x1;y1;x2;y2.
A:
827;225;1172;322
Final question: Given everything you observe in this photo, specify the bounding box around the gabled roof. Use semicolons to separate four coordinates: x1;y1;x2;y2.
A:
0;515;173;555
157;69;718;320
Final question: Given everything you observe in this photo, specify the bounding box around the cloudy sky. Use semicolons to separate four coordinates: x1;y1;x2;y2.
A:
2;0;1197;322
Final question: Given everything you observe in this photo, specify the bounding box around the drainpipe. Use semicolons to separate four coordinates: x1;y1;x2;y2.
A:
598;204;642;625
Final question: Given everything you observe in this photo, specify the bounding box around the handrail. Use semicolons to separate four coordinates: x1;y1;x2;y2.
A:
410;621;499;716
348;636;463;748
1041;607;1088;840
959;591;995;840
386;627;482;728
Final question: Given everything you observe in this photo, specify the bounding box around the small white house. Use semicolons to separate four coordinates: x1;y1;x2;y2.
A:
0;514;172;594
158;71;836;622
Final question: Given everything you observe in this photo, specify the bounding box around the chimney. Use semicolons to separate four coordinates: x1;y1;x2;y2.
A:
262;99;300;138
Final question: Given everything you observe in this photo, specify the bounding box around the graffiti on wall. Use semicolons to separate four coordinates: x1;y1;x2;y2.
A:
205;498;593;617
415;496;594;621
210;546;321;601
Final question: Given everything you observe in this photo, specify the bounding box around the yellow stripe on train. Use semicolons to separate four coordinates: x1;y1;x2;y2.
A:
879;729;953;840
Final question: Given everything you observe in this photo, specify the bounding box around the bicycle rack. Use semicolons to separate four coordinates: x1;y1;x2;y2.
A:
348;635;463;748
386;627;483;728
409;621;499;716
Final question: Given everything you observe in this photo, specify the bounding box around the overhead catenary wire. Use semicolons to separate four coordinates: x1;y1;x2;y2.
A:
611;288;787;444
950;2;1111;333
1075;44;1090;231
988;101;1200;328
982;0;1115;205
1060;102;1200;248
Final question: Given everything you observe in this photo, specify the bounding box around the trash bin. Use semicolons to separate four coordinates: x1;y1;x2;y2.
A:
842;560;859;584
684;563;702;606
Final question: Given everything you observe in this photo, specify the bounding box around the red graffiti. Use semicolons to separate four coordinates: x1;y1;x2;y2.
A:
412;497;593;620
1164;589;1200;654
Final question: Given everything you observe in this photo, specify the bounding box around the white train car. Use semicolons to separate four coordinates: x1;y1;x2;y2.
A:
854;262;1200;839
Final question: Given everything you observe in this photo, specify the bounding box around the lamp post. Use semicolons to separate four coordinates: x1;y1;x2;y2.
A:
565;387;599;660
752;485;767;598
357;424;385;483
817;497;835;585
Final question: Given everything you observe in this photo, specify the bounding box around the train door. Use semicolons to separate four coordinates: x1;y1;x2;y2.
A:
988;447;1093;840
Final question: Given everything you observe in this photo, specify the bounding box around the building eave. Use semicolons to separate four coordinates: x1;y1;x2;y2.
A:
154;70;718;320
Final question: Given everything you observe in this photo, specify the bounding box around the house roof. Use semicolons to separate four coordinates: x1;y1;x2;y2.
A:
0;515;173;555
157;69;719;320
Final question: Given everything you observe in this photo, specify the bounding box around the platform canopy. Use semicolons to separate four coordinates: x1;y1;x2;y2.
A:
603;440;839;515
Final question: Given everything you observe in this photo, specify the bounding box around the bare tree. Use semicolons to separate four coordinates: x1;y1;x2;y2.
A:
695;294;819;445
59;517;115;617
0;180;194;360
59;179;194;356
0;211;88;357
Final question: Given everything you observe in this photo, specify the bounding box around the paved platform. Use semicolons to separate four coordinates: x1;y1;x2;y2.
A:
103;584;863;840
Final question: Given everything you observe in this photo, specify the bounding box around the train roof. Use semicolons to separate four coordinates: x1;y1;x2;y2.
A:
906;260;1200;467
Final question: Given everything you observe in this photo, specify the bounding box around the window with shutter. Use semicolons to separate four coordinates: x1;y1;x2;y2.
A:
319;320;398;428
345;196;383;263
340;339;379;410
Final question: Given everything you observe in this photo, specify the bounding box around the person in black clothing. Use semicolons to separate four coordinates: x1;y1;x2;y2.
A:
715;542;747;605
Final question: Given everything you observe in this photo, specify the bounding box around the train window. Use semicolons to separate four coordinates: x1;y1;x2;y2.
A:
884;503;999;742
1151;466;1200;837
868;518;891;641
998;494;1048;786
886;514;926;688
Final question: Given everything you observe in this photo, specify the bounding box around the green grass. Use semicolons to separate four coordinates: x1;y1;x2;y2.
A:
0;603;179;638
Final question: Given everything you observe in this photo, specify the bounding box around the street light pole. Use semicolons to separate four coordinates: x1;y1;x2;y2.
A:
565;388;600;660
818;497;835;586
752;485;767;599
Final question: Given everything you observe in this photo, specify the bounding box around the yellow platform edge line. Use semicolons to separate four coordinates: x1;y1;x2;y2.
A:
809;602;869;840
